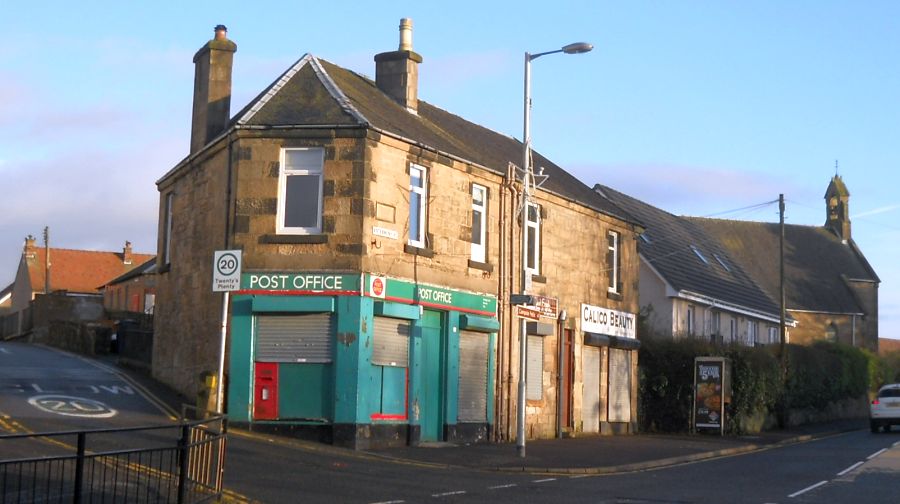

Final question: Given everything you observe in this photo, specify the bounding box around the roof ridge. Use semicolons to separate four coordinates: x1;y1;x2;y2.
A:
310;57;369;126
32;247;154;256
236;54;315;125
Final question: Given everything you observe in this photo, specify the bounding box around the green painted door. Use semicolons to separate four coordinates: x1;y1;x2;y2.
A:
420;310;444;441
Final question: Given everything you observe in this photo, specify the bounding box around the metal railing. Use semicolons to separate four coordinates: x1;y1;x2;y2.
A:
0;416;226;503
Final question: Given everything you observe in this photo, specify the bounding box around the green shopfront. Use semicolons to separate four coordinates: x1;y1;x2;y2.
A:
227;272;499;449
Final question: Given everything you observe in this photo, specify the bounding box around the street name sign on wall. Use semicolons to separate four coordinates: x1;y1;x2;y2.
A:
213;250;242;292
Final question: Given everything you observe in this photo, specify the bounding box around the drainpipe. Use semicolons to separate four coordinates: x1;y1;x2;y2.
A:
556;309;567;438
851;314;856;347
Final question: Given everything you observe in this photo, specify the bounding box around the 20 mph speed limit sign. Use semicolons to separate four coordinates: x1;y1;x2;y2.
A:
213;250;242;292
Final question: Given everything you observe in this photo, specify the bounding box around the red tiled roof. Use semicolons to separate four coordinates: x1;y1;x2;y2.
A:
880;338;900;355
26;248;154;295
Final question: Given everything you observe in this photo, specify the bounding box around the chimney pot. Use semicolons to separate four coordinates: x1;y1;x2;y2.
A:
214;24;228;40
399;18;413;51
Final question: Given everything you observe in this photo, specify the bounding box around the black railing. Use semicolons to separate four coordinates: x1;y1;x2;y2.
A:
0;416;226;503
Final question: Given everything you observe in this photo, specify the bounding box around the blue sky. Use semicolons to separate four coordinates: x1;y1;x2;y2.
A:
2;2;898;339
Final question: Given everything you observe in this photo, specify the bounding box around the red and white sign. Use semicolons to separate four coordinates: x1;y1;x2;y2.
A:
368;275;386;299
516;306;541;321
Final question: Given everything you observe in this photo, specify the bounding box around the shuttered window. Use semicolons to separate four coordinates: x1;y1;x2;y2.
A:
256;313;334;363
582;346;601;433
526;335;543;400
372;317;410;367
608;349;631;423
458;331;489;422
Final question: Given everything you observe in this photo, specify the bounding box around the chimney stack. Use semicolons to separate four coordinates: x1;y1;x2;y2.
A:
375;18;422;113
123;241;133;265
24;235;36;261
190;24;237;154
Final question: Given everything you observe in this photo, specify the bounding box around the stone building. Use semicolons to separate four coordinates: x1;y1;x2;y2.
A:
154;21;641;449
692;175;879;350
596;185;790;346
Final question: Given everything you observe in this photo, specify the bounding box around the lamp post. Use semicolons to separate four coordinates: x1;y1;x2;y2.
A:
516;41;592;458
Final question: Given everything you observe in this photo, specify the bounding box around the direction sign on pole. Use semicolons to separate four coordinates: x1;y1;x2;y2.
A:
516;305;541;321
213;250;242;292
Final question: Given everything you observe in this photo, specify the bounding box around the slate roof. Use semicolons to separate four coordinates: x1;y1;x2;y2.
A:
25;248;154;295
224;54;636;224
595;185;783;319
689;218;878;314
104;256;157;287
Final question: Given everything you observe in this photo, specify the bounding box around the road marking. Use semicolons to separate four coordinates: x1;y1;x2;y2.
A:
837;461;864;476
894;441;900;448
0;347;9;354
867;448;887;460
431;491;466;498
569;474;590;479
532;478;556;483
788;480;828;498
28;395;117;418
488;484;517;489
369;501;405;504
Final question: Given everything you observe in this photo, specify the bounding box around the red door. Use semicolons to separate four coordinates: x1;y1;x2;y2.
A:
253;362;278;420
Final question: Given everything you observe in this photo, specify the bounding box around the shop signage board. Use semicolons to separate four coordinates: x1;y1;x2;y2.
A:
530;295;558;319
692;357;729;435
364;274;497;316
241;273;361;293
579;303;636;338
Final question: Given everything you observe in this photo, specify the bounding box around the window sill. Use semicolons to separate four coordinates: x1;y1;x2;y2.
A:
607;290;623;301
467;260;493;272
404;244;434;258
259;234;328;245
531;274;547;284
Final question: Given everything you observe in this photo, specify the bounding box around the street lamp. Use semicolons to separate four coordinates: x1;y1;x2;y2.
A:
516;41;592;458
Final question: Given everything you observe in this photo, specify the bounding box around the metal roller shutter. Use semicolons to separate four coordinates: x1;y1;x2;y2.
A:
372;317;410;367
526;335;543;400
608;348;632;423
582;346;601;433
458;330;489;422
256;313;334;363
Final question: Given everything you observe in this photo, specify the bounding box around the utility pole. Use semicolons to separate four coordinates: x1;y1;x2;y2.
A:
779;194;788;426
43;226;51;294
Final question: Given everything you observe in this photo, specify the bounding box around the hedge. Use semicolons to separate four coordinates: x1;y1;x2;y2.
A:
638;339;869;434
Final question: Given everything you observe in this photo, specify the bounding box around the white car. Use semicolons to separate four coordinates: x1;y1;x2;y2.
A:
870;383;900;433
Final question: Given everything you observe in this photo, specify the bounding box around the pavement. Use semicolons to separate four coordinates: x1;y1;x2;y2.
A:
102;353;867;476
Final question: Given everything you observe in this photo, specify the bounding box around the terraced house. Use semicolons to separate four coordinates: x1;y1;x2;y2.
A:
154;21;642;449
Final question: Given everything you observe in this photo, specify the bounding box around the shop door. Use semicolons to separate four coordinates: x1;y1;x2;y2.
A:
582;346;601;433
608;348;632;423
420;310;444;441
562;329;574;428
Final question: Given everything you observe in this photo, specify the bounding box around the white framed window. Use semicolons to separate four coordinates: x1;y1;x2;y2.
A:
729;319;737;342
277;147;324;234
525;202;540;275
408;164;427;247
163;192;174;265
607;230;620;293
713;311;721;337
686;305;695;336
748;320;759;345
768;326;778;344
714;253;731;272
471;184;487;263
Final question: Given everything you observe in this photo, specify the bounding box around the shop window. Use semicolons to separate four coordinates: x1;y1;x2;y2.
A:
471;184;487;263
526;335;543;400
408;164;428;248
277;147;324;234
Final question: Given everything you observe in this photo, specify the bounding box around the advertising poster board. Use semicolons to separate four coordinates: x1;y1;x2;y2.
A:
693;357;727;435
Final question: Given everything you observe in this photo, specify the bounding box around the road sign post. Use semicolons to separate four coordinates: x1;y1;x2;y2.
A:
213;250;242;414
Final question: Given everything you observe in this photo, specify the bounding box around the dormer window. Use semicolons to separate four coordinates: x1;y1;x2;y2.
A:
713;254;731;272
690;245;709;265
